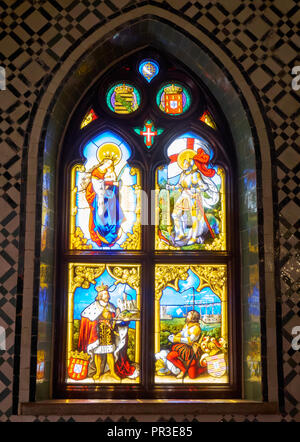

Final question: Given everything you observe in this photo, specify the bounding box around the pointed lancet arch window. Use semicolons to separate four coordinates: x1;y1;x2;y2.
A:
55;50;240;399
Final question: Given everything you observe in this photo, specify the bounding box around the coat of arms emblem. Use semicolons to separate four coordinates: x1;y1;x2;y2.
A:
164;84;183;114
68;351;90;381
206;353;226;377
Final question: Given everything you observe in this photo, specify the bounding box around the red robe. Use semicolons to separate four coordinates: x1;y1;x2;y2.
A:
77;300;115;353
77;301;137;379
85;169;106;247
77;316;98;353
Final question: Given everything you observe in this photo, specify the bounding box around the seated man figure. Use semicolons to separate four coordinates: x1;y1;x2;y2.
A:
167;310;206;379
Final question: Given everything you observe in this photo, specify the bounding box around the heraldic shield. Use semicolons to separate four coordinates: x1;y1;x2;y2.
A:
164;84;183;114
68;351;90;381
206;353;226;377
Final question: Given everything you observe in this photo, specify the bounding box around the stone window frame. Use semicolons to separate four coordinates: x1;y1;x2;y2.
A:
18;9;278;416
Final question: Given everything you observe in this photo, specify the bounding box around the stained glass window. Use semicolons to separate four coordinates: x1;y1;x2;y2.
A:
134;120;164;148
155;133;226;250
57;51;238;398
41;165;50;252
70;131;141;250
37;350;45;383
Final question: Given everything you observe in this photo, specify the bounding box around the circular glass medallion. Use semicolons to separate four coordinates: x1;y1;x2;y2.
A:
156;83;191;116
106;83;141;115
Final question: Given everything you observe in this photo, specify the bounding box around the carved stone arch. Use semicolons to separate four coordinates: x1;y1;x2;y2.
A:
19;8;277;407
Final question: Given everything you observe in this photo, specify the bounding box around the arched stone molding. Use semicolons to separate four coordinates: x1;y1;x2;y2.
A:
19;6;277;409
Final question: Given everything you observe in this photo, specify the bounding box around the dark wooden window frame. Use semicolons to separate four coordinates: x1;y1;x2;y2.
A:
53;49;241;400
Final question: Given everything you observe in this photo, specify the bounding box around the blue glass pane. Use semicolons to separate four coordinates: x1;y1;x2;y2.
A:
138;60;159;83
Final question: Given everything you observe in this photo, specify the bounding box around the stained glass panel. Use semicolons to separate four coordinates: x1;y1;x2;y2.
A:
156;83;191;115
70;131;141;250
134;120;164;148
37;350;46;383
200;111;217;130
41;165;50;252
66;263;141;384
37;263;49;385
155;133;226;250
154;264;228;384
106;83;140;114
138;60;159;83
80;108;98;129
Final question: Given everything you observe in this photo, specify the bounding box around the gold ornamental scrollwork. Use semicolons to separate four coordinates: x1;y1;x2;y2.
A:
205;232;225;251
120;167;141;250
71;227;92;250
155;265;189;300
107;265;140;291
190;265;227;301
69;264;106;294
120;223;140;250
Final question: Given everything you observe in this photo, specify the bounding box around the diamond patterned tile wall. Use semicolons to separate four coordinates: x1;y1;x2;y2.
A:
0;0;299;421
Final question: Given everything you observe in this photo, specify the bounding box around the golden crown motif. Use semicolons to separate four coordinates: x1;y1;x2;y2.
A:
70;351;90;361
164;84;182;94
96;283;108;293
115;83;133;95
97;143;121;165
101;150;119;161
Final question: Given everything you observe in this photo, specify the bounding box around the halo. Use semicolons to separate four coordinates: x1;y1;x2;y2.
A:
97;143;122;165
177;149;196;169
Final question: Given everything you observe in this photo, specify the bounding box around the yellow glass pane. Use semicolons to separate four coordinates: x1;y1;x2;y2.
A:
155;134;226;251
154;264;228;384
66;263;141;384
80;108;98;129
200;111;217;130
